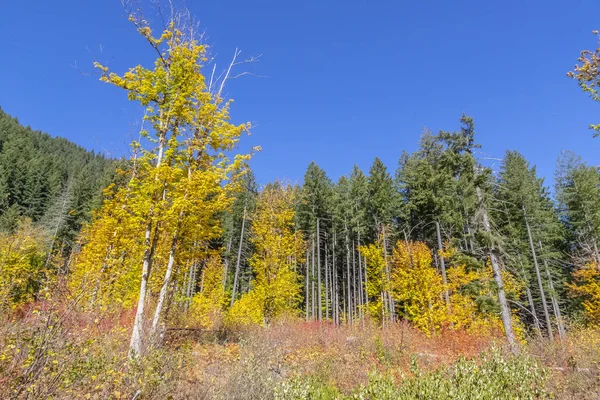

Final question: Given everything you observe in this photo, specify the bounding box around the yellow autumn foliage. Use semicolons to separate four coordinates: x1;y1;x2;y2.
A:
359;241;387;321
0;219;47;310
71;14;254;326
189;255;226;329
569;263;600;326
446;263;502;335
227;184;304;326
391;241;447;335
69;182;145;310
360;240;523;337
446;256;524;338
227;288;265;326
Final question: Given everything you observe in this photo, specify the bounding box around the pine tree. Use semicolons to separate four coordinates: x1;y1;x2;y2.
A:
349;165;369;240
332;175;353;322
556;151;600;263
0;108;114;233
556;151;600;326
396;130;449;243
367;157;397;239
494;150;565;339
298;162;332;321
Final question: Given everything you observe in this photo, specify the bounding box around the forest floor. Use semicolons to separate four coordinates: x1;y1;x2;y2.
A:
1;306;599;399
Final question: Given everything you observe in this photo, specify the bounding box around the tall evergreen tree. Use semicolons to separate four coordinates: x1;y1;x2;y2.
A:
494;150;566;339
556;151;600;263
367;157;396;240
298;162;333;321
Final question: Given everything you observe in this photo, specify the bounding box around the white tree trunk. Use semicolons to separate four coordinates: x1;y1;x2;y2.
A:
524;206;553;340
477;186;518;354
230;204;247;306
150;234;178;339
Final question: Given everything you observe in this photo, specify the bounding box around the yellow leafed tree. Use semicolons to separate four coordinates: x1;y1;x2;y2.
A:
390;241;447;335
70;179;145;310
441;247;524;337
359;240;388;321
228;183;304;326
188;254;226;329
569;263;600;326
0;219;47;310
70;8;255;356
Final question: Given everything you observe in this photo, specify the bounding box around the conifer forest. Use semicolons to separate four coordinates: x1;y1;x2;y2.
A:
2;2;600;399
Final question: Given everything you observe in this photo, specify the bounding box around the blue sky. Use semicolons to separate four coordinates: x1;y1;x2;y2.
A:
1;0;599;188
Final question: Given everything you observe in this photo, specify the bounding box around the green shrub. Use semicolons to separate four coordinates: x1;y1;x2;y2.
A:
275;376;341;400
353;348;549;400
275;348;549;400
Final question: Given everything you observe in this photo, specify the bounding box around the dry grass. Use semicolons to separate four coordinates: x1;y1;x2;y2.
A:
527;328;600;400
0;302;598;399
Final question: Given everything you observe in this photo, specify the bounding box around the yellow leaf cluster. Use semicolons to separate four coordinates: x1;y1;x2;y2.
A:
569;263;600;326
71;14;254;325
390;241;447;335
0;219;47;310
360;240;522;337
228;184;305;326
189;255;226;329
359;241;388;321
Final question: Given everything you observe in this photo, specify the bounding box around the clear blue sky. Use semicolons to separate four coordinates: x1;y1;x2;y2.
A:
1;0;599;188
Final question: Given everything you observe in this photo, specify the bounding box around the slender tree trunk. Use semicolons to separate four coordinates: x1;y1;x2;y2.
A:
435;221;451;311
312;237;316;319
200;267;206;294
402;229;415;322
544;260;566;340
45;181;72;271
593;239;600;266
352;240;358;319
333;231;338;325
381;292;386;327
519;255;542;339
305;249;310;321
381;225;394;322
222;235;233;289
325;244;329;321
526;282;542;339
129;221;159;358
546;265;566;340
192;261;200;297
345;224;352;323
317;218;322;322
477;186;518;354
150;221;183;340
184;262;195;312
230;204;247;306
539;241;566;340
363;254;369;314
523;206;553;340
342;268;347;323
465;216;475;252
357;239;364;319
330;250;335;322
357;227;368;317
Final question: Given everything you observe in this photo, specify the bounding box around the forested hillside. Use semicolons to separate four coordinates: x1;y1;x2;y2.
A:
0;108;116;254
1;3;600;399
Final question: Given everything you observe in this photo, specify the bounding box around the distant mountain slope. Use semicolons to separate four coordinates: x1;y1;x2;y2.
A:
0;107;116;246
